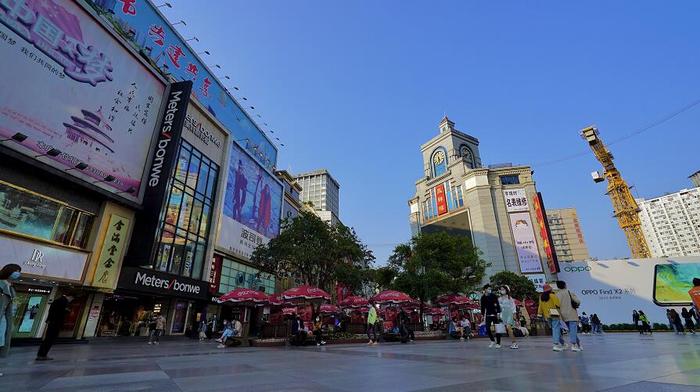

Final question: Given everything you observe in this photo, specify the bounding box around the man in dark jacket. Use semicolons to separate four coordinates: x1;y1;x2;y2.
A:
480;284;501;348
36;294;73;360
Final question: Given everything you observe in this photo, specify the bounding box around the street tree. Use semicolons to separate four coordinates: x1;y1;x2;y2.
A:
489;271;538;300
387;232;488;314
251;211;374;291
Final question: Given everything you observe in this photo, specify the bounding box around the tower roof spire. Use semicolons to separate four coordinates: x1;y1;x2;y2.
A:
439;115;455;133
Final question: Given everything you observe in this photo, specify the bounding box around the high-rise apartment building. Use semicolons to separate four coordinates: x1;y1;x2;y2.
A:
690;170;700;188
408;117;558;281
638;187;700;257
295;169;340;225
546;208;591;262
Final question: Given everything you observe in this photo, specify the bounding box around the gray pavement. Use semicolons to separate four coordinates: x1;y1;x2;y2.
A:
1;333;700;391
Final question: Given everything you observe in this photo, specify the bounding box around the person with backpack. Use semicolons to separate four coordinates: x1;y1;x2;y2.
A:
537;284;563;352
555;281;581;352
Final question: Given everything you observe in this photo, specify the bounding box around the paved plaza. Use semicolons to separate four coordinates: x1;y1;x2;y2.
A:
1;333;700;391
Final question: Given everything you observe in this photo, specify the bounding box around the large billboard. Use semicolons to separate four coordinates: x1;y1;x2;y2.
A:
558;258;700;325
532;192;560;273
219;142;282;260
508;212;544;273
85;0;277;170
0;0;165;202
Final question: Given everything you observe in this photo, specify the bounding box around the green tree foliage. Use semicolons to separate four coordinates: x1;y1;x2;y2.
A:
489;271;537;300
251;211;374;290
387;232;487;303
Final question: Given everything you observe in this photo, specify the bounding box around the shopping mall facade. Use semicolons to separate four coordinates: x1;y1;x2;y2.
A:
0;0;285;340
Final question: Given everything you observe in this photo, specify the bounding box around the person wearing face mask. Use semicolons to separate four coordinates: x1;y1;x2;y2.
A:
480;284;502;348
0;264;22;376
498;286;519;349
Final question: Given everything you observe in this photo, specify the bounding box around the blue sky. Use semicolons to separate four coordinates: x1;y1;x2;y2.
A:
167;0;700;265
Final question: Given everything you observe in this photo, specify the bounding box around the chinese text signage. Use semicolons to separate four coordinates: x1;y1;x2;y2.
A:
435;184;448;215
508;212;544;273
0;0;165;202
525;273;546;293
92;214;131;289
86;0;277;170
533;192;560;273
503;189;529;212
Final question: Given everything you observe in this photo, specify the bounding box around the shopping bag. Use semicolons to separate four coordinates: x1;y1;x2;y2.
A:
495;323;506;334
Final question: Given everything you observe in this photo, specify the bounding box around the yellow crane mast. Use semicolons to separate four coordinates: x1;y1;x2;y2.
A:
581;126;651;259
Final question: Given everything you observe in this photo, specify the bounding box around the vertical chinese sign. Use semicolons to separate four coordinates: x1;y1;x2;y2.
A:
92;214;131;289
533;192;560;273
435;184;448;215
209;254;223;295
508;212;544;274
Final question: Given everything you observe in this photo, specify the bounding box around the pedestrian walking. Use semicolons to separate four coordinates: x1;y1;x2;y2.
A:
480;284;502;348
667;309;677;333
591;314;602;334
367;301;379;345
632;310;640;334
0;264;21;376
148;314;166;344
670;309;685;335
537;284;563;352
36;293;74;361
638;311;652;335
555;281;581;352
579;312;591;334
313;316;326;346
498;285;519;349
198;320;208;341
681;308;695;334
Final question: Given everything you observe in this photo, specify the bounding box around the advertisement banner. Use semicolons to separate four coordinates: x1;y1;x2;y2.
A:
125;81;192;267
92;214;131;289
0;0;165;202
219;142;283;260
503;189;529;212
509;212;544;273
209;254;223;295
558;257;700;325
435;183;448;215
533;192;560;273
183;104;226;165
85;0;277;170
0;236;88;282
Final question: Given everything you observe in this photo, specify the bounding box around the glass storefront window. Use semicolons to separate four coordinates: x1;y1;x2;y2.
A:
0;180;94;248
153;141;218;280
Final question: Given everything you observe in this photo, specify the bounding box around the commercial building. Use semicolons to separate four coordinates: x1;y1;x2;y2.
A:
0;0;284;340
276;170;304;222
690;170;700;188
408;117;558;284
546;208;591;262
295;169;341;225
638;187;700;257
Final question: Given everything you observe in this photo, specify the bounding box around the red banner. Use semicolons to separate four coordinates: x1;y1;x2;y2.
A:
533;193;559;273
435;184;448;215
209;254;223;294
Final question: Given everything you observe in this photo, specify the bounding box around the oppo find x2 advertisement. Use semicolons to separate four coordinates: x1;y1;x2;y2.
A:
653;263;700;305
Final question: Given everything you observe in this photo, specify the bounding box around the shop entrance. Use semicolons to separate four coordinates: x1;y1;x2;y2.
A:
11;288;50;338
97;294;170;337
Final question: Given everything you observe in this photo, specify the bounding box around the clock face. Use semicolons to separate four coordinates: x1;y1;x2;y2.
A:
433;150;445;164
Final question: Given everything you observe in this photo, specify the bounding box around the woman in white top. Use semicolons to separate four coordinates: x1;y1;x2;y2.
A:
498;285;519;349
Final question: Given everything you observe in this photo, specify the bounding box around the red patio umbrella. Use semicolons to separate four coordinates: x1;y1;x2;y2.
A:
282;285;331;301
320;304;339;314
436;294;470;306
339;295;369;308
426;307;445;316
215;288;269;305
371;290;413;305
267;293;284;306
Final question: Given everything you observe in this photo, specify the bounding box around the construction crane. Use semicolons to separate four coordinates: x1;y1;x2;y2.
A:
581;126;651;259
